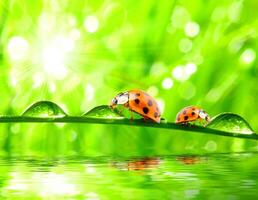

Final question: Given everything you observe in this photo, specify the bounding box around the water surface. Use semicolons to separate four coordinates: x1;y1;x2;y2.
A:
0;152;257;199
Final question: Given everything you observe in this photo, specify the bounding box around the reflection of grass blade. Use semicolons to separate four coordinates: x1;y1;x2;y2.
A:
0;116;257;140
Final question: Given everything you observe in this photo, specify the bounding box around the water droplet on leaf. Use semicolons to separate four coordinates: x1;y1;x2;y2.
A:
83;105;125;119
22;101;67;118
207;113;255;135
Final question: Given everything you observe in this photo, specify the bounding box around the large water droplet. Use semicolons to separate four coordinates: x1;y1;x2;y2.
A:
207;113;255;135
83;105;125;119
22;101;67;118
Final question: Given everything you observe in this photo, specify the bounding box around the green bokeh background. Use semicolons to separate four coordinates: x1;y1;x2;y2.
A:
0;0;257;156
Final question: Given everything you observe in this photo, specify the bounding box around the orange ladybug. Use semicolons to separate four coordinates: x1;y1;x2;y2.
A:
175;106;210;124
110;89;161;123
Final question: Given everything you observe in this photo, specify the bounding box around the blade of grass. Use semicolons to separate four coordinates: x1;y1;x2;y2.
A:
0;116;257;140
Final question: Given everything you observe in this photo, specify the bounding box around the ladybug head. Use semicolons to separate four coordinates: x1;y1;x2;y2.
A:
199;110;210;122
110;92;129;108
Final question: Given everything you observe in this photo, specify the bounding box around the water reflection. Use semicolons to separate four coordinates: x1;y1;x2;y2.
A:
112;157;160;171
0;153;257;199
177;156;202;165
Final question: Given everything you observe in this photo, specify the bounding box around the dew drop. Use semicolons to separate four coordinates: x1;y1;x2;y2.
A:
22;101;67;118
207;113;255;135
83;105;125;119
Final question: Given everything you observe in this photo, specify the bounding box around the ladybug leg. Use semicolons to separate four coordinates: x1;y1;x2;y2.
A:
143;116;149;123
117;106;125;115
116;102;129;115
124;102;129;108
198;118;207;127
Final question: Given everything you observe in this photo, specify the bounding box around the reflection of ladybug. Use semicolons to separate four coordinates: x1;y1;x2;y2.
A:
175;106;210;124
110;89;161;123
127;158;160;171
177;156;199;165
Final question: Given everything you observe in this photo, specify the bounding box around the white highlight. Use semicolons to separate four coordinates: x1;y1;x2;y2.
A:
185;63;197;76
7;36;29;61
85;192;100;200
38;13;55;32
240;49;256;65
6;182;28;191
185;22;200;37
84;16;99;33
42;36;74;79
55;36;74;52
162;78;174;89
172;65;185;81
85;164;96;174
4;172;28;191
172;63;197;82
39;173;78;196
42;46;67;79
85;84;95;101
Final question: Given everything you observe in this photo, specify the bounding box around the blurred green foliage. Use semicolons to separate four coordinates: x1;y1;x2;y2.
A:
0;0;258;156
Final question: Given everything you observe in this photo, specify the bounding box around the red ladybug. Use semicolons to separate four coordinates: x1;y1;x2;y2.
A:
110;89;161;123
176;105;210;124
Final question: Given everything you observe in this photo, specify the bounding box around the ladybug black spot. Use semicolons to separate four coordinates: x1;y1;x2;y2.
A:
143;107;149;114
192;108;195;111
134;99;140;104
191;112;195;116
154;112;159;118
136;93;141;96
148;100;153;106
184;116;189;120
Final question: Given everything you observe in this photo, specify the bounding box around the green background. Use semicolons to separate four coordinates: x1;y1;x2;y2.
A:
0;1;258;199
0;0;257;156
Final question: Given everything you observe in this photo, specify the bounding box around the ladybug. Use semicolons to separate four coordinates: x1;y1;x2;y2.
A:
110;89;161;123
175;106;210;124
